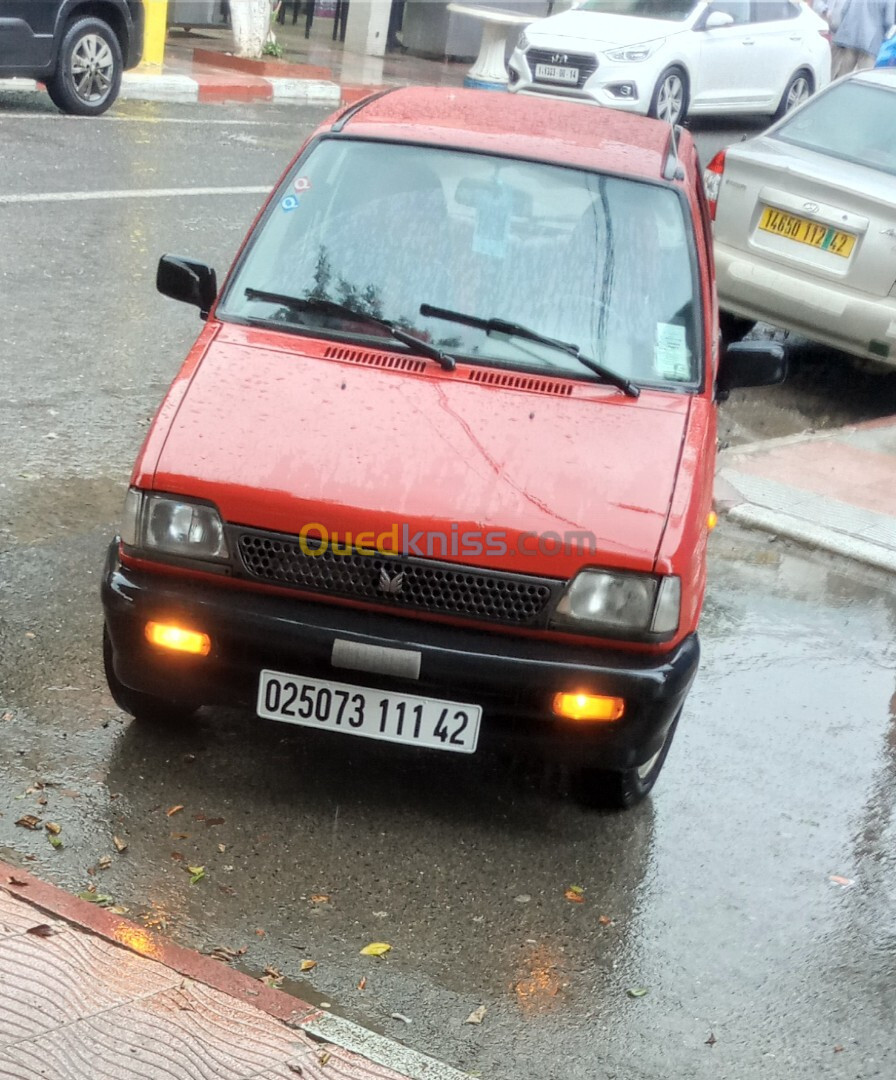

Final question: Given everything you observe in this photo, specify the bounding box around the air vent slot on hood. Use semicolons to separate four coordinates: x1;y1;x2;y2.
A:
323;344;427;374
465;368;574;396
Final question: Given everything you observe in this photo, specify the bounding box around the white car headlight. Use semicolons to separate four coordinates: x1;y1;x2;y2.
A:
121;489;229;561
550;569;680;637
604;38;665;63
517;29;530;51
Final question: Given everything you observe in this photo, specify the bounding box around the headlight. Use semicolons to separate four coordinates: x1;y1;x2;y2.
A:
604;38;664;63
550;570;680;637
517;30;530;51
121;489;229;561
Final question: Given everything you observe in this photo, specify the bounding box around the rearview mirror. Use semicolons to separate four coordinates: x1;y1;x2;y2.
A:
157;255;218;319
717;340;787;399
703;11;735;29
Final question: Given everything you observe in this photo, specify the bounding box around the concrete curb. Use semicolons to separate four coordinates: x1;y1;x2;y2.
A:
0;862;471;1080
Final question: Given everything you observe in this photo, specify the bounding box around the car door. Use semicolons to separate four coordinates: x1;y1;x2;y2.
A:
745;0;808;109
0;0;57;70
691;0;759;110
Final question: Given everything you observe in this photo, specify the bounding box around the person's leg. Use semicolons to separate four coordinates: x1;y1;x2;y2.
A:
853;49;875;70
831;44;860;77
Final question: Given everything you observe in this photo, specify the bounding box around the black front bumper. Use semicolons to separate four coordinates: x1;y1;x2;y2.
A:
101;544;700;770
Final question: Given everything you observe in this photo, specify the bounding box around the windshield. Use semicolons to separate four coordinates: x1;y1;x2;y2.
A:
578;0;696;19
773;81;896;177
219;138;701;389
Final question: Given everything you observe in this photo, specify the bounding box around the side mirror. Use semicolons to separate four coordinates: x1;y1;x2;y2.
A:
703;11;735;30
717;340;787;400
157;255;218;319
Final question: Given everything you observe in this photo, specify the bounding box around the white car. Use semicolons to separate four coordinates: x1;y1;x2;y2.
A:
706;68;896;367
507;0;831;125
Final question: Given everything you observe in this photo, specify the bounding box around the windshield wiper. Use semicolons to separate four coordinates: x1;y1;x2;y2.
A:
244;289;456;372
420;303;639;398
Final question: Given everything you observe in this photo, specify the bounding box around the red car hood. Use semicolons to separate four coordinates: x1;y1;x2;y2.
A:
148;327;690;578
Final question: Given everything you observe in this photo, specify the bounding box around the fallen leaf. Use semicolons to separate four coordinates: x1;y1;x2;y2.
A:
7;876;28;886
108;905;129;915
170;833;189;840
255;928;266;938
1;711;12;721
300;959;317;972
287;1065;304;1076
26;924;60;937
77;892;112;906
187;866;205;885
360;942;391;957
218;844;227;854
705;1033;717;1047
464;1004;487;1025
357;976;367;990
564;887;585;903
310;894;330;903
166;805;184;817
205;817;225;827
391;1012;412;1024
626;987;649;998
37;796;48;806
98;856;112;869
47;834;63;849
209;946;240;962
113;835;128;853
170;852;184;862
318;1053;331;1066
44;822;62;836
598;915;613;926
829;875;854;888
15;815;41;830
833;1045;844;1053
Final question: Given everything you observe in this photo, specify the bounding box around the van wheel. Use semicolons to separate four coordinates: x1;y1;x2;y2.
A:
46;18;123;117
573;711;681;810
649;67;688;125
103;626;198;724
773;70;812;121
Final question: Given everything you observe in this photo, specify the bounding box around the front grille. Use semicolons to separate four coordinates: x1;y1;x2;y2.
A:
234;529;560;627
526;47;598;89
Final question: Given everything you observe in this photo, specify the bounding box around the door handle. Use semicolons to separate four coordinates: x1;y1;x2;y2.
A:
741;38;755;44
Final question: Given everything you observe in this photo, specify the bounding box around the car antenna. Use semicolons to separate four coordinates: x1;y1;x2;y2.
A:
662;121;685;181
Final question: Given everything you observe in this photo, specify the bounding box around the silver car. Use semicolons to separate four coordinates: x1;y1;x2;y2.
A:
707;68;896;367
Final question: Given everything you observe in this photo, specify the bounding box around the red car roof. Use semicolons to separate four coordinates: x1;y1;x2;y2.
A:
333;86;680;181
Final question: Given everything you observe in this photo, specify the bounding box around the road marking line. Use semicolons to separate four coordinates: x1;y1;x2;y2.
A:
0;186;270;205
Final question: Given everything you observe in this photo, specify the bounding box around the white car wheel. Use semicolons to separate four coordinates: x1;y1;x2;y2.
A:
649;67;688;125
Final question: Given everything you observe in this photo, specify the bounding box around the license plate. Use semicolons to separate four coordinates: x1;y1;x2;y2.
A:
758;206;855;258
534;63;579;85
257;670;481;754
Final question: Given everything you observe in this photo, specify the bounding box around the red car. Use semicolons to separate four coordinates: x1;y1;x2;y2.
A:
102;87;783;807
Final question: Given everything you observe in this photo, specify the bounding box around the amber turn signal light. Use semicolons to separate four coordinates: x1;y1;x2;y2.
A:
145;621;211;656
707;510;718;531
552;692;625;722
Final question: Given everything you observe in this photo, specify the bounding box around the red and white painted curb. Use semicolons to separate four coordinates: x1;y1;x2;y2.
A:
0;862;470;1080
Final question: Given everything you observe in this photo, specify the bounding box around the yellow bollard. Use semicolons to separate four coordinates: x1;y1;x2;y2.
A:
140;0;169;69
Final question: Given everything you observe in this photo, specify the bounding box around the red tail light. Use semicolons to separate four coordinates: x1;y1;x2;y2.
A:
702;150;726;221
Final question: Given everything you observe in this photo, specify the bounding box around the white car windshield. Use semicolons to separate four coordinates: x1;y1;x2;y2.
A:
773;81;896;177
578;0;696;19
220;138;701;389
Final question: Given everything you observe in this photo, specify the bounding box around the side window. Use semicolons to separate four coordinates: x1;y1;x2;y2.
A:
709;1;753;24
752;1;800;21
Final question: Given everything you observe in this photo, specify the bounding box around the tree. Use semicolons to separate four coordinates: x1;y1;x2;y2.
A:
230;0;274;59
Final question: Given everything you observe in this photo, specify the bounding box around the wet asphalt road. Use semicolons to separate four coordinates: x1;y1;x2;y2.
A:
1;96;895;1079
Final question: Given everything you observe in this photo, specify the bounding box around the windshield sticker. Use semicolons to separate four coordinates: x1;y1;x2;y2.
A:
472;182;515;259
654;323;690;380
281;194;300;212
294;176;312;194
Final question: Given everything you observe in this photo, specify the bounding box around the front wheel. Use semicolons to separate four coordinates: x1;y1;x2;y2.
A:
46;18;123;117
772;71;812;121
103;626;199;725
649;67;689;125
573;711;681;810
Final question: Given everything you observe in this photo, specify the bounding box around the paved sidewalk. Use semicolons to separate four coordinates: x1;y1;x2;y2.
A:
717;416;896;574
0;864;467;1080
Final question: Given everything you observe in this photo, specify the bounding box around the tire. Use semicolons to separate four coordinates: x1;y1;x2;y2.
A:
103;625;199;724
649;66;689;125
719;312;755;349
772;70;812;122
46;18;123;117
573;711;681;810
